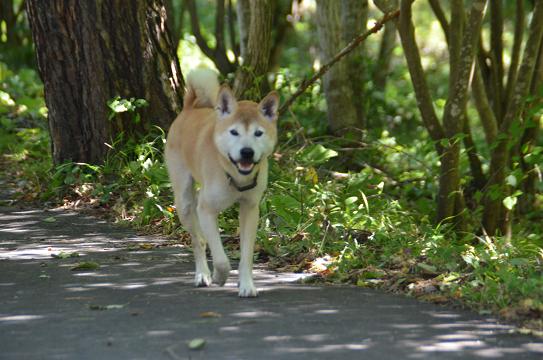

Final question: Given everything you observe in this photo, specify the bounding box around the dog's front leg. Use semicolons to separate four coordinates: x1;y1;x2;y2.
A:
238;201;259;297
196;202;231;286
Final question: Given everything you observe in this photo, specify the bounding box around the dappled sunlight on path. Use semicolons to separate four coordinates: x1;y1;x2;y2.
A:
1;207;542;359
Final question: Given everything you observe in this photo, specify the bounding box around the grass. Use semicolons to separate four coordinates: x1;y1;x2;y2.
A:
1;61;542;334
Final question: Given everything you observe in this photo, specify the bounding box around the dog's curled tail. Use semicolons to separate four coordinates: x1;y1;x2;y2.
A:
184;68;220;110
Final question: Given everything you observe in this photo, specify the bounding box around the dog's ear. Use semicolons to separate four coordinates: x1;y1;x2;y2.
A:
258;91;279;122
216;85;237;120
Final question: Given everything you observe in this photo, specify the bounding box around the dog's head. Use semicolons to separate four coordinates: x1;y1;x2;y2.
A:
213;85;279;176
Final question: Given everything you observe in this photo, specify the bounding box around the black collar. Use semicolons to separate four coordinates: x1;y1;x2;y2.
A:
225;171;259;192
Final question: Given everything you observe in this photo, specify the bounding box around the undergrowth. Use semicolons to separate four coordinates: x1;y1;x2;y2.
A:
1;63;542;332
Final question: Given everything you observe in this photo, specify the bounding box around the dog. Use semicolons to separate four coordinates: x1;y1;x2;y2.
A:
165;68;279;297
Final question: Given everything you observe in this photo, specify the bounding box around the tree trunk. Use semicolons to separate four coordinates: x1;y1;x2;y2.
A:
0;1;14;41
396;0;445;154
373;17;397;92
236;0;251;62
268;0;294;72
26;0;184;165
436;0;486;225
164;0;184;48
482;1;543;235
315;0;358;133
341;0;368;128
519;36;543;213
186;0;236;76
233;0;273;100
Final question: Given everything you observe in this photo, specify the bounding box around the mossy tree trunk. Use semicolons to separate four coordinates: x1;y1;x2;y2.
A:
397;0;485;229
315;0;359;133
233;0;273;100
341;0;368;128
482;2;543;235
26;0;184;165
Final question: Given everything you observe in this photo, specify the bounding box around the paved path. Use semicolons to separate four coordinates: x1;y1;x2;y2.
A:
1;206;542;359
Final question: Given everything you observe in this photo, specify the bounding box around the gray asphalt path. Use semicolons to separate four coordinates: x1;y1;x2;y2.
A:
1;206;542;360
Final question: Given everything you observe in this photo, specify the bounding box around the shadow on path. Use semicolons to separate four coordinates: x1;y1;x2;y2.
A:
1;207;542;359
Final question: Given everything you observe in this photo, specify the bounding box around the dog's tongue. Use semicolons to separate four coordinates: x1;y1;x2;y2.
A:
238;160;253;170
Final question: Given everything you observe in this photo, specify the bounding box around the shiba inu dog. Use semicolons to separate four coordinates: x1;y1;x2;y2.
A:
165;68;279;297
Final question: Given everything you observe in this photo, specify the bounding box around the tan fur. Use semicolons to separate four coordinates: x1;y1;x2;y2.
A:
165;69;279;297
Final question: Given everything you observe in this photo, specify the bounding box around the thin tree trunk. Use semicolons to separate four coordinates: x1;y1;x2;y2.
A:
436;0;486;225
519;37;543;213
186;0;236;75
26;0;184;165
236;0;251;63
373;18;396;92
233;0;273;100
164;0;183;48
463;118;486;191
503;0;525;118
489;0;504;121
397;0;445;154
472;63;498;145
268;0;294;71
341;0;368;128
483;1;543;235
315;0;358;133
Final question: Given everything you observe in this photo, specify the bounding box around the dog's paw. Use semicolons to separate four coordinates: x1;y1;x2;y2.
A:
238;281;258;298
194;272;212;287
212;261;231;286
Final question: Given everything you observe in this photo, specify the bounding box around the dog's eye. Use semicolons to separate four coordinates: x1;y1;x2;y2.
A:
230;129;239;136
254;130;263;137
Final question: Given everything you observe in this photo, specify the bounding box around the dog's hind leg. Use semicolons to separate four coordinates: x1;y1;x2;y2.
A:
197;200;231;286
238;200;259;297
167;159;211;287
184;196;213;288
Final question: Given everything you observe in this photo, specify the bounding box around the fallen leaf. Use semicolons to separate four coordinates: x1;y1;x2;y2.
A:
417;263;437;274
52;251;80;259
89;304;125;311
199;311;222;318
43;217;57;223
187;338;206;350
71;262;100;271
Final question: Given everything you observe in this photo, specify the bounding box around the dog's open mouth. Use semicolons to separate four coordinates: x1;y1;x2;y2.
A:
229;155;256;175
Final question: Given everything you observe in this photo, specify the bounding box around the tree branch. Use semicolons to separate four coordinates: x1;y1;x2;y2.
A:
503;0;524;115
489;0;504;120
396;0;445;152
472;63;498;144
278;9;399;115
428;0;449;43
185;0;214;60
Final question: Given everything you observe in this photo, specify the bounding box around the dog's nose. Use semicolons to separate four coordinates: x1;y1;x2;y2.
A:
240;147;254;160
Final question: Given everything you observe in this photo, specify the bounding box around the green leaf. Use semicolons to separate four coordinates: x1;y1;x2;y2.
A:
505;174;517;187
187;338;206;350
299;144;338;165
43;217;57;223
510;258;529;266
502;196;517;211
133;99;148;108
